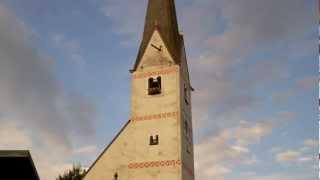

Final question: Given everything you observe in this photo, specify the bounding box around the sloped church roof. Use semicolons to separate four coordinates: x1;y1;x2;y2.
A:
133;0;183;71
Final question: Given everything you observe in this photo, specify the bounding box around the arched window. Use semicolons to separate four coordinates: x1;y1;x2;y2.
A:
148;76;161;95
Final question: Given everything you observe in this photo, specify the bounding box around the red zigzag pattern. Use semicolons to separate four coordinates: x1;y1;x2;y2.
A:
128;160;181;169
131;112;178;122
132;67;178;79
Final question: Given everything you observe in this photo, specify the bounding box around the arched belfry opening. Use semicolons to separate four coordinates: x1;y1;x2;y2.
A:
148;76;162;95
149;135;159;145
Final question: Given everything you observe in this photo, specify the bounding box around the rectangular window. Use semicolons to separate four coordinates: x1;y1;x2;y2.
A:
149;135;159;145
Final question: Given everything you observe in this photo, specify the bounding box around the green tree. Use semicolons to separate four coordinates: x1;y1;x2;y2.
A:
56;164;86;180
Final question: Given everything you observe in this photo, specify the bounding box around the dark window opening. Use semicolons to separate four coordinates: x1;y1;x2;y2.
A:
114;173;118;180
149;135;159;145
148;77;161;95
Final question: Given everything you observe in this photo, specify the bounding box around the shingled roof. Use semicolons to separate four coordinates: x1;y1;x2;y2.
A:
133;0;182;71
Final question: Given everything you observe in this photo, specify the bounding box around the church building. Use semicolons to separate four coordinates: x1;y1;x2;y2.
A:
84;0;195;179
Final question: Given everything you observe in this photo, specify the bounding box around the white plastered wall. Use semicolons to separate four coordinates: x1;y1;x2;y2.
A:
84;30;184;180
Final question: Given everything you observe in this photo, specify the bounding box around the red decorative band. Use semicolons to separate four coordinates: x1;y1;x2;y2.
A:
128;160;181;169
132;67;178;79
183;163;195;177
131;112;178;122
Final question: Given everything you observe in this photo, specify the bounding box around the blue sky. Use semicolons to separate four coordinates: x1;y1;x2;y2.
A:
0;0;317;179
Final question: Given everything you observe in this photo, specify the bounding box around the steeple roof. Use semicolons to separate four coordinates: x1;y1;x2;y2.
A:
133;0;182;71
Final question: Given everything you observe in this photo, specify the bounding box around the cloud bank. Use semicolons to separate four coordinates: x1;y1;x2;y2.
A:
0;3;97;179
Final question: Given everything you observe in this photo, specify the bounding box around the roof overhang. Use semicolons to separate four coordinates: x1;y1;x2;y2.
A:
0;150;40;180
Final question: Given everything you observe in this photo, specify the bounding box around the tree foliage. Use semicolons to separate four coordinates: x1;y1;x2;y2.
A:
56;164;86;180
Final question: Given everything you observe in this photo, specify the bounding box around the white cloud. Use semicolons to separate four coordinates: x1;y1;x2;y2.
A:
101;0;146;45
276;150;301;162
0;122;32;149
203;165;230;180
274;139;317;164
0;120;73;179
304;139;317;149
195;122;272;179
74;145;97;155
232;171;315;180
51;33;85;65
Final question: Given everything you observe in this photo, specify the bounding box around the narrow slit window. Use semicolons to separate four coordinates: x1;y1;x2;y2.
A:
184;120;189;135
148;77;161;95
184;84;189;105
149;135;159;145
187;144;191;154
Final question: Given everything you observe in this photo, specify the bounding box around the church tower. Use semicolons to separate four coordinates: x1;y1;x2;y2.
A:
84;0;194;179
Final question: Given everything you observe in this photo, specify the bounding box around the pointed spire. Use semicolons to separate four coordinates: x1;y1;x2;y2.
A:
133;0;182;71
